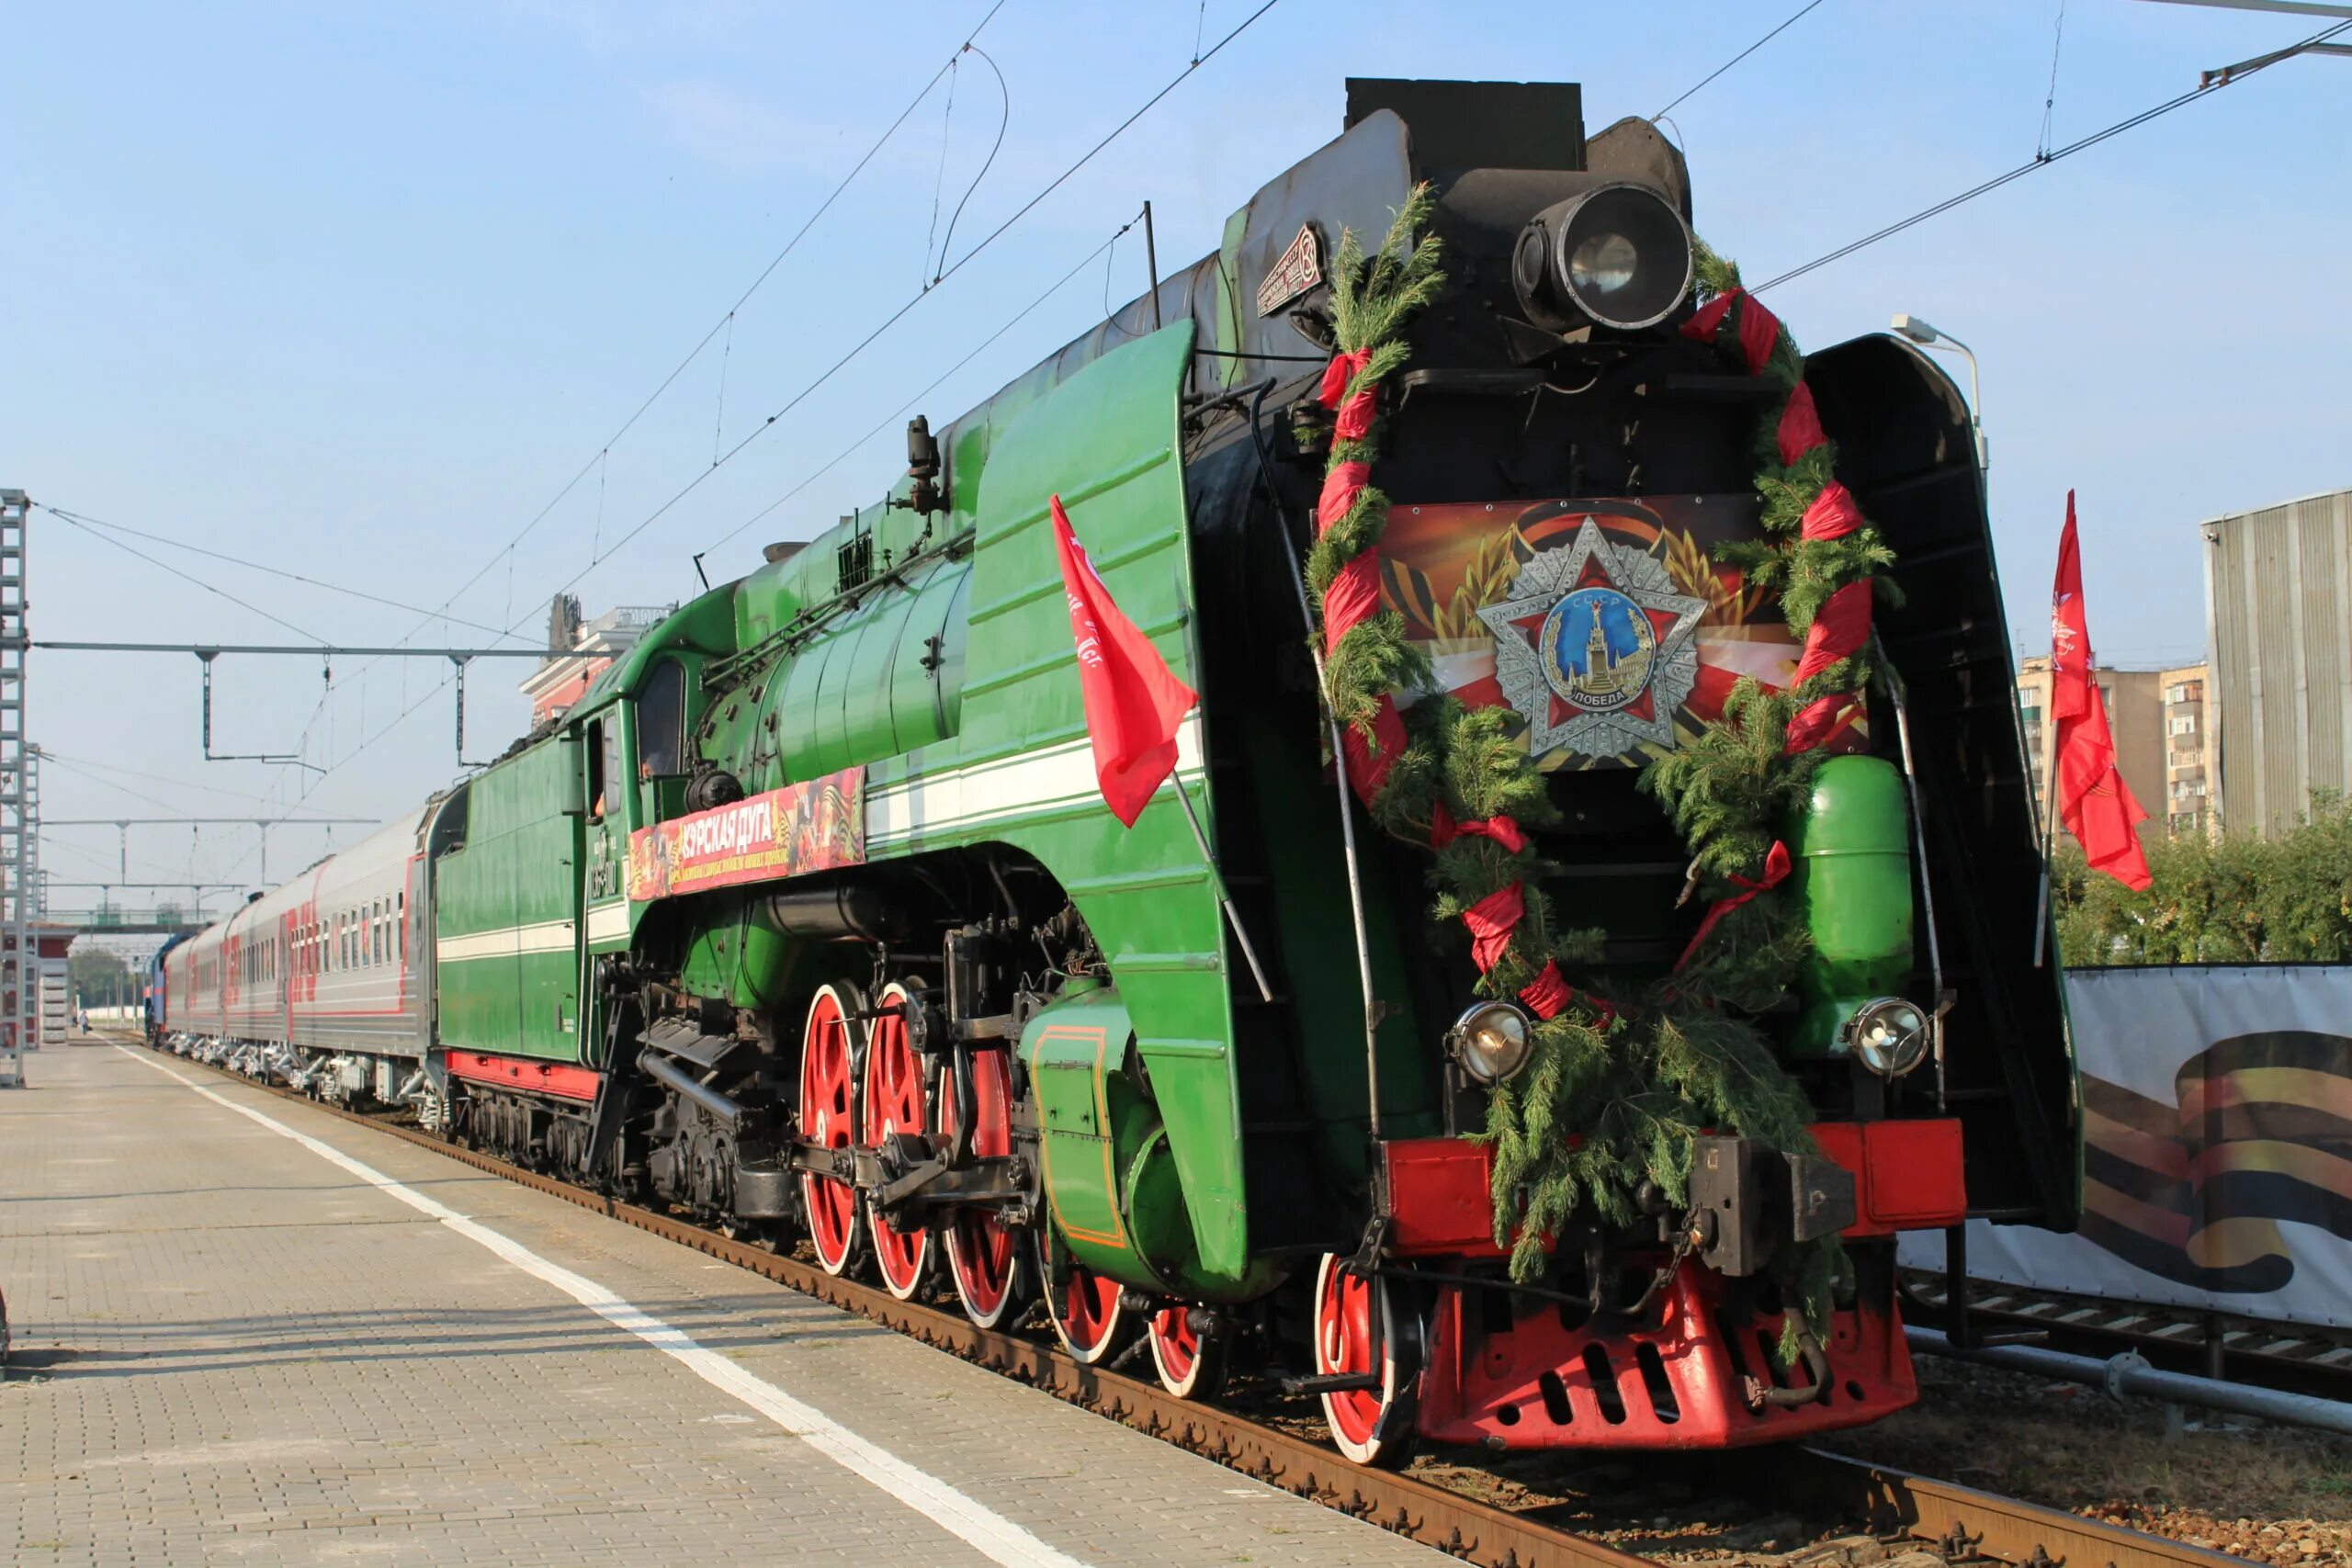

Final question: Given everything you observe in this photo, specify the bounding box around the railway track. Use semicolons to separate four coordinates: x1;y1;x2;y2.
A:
1903;1271;2352;1404
151;1038;2247;1568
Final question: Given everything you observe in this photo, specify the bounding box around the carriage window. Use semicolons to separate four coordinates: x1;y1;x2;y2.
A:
586;716;609;820
637;660;686;778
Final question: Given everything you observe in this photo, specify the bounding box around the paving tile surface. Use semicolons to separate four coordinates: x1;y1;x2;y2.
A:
0;1042;1448;1567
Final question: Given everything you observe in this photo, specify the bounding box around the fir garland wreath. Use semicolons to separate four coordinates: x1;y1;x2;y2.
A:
1305;200;1894;1346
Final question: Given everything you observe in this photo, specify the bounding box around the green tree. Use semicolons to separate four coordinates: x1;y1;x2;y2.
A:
67;947;144;1010
2054;793;2352;964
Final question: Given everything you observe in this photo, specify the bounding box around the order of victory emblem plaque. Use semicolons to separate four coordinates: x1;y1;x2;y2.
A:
1476;518;1708;758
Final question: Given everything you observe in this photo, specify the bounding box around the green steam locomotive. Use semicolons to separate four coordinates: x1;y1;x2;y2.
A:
163;78;2076;1463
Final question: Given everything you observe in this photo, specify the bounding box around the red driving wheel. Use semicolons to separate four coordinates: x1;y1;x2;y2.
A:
1313;1252;1420;1468
1148;1303;1228;1402
797;984;865;1277
935;1047;1026;1328
1038;1231;1129;1365
861;982;931;1300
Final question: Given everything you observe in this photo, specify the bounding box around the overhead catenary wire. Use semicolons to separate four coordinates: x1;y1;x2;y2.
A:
45;506;325;644
922;53;963;285
40;504;525;642
128;0;1275;830
2037;0;2071;158
1654;0;1828;120
255;2;1014;812
289;212;1148;806
32;750;300;810
1754;16;2352;293
523;0;1283;614
928;44;1010;288
709;211;1142;555
355;0;1013;667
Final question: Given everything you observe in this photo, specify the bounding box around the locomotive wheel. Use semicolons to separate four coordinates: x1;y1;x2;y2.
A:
860;981;932;1302
934;1049;1027;1329
797;983;866;1279
1313;1252;1422;1469
1036;1231;1130;1365
1148;1304;1227;1402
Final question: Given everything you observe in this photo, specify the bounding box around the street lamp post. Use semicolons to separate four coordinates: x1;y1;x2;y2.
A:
1891;313;1987;476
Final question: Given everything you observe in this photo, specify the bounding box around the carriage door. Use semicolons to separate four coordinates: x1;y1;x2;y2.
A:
508;731;582;1058
579;711;628;1068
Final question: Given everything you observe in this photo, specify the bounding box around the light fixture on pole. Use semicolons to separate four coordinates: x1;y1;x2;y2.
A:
1891;314;1987;476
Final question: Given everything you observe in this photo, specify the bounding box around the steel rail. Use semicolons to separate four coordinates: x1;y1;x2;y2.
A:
1737;1447;2248;1568
1905;1271;2352;1403
145;1037;2242;1568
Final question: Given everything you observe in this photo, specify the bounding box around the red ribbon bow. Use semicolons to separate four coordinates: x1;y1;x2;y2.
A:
1430;803;1529;854
1340;694;1406;806
1321;550;1384;653
1518;959;1618;1026
1781;578;1872;757
1675;840;1792;970
1461;882;1526;974
1315;459;1370;536
1776;381;1827;466
1800;479;1861;541
1679;288;1783;378
1318;349;1378;442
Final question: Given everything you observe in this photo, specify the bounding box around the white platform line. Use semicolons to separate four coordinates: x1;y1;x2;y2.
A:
120;1047;1091;1568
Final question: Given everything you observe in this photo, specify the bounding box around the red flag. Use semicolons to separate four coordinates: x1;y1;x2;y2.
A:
2049;493;2152;890
1052;495;1198;828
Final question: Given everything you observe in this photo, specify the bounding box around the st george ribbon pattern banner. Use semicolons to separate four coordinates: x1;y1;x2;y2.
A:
628;767;865;902
1901;964;2352;1328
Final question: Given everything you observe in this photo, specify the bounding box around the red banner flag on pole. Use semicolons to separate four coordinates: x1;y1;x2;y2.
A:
1052;494;1198;828
2049;492;2153;890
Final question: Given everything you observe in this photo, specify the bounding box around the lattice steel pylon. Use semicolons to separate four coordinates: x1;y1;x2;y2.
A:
0;490;29;1087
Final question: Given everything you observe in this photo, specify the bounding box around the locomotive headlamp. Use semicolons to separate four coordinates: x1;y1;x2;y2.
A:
1512;182;1694;333
1450;1001;1533;1087
1845;997;1930;1079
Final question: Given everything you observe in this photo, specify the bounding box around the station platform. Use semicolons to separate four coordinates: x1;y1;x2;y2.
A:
0;1040;1449;1567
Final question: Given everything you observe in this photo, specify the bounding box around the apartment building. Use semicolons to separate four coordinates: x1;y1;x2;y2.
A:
2014;657;2174;845
2159;664;2211;838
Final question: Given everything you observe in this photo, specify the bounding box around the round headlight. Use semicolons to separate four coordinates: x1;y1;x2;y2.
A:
1568;231;1639;295
1451;1001;1533;1087
1845;997;1930;1078
1514;182;1694;333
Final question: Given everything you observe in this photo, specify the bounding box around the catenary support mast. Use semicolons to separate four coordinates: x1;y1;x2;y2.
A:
0;491;31;1085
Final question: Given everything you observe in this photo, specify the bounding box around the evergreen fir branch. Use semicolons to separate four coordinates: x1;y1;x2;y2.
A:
1306;482;1393;592
1640;680;1821;879
1322;614;1428;735
1668;897;1813;1013
1691;236;1742;300
1441;705;1564;828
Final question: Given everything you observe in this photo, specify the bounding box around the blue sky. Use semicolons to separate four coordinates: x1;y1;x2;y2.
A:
6;0;2346;903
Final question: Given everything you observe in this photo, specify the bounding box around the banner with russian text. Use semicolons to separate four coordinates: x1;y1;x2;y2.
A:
627;768;865;902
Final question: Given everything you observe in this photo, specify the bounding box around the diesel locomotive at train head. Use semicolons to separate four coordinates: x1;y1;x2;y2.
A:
151;78;2074;1467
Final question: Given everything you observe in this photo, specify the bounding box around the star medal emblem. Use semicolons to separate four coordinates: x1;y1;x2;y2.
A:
1476;518;1708;760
